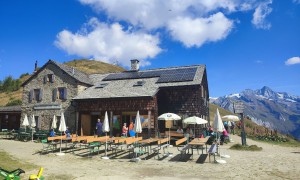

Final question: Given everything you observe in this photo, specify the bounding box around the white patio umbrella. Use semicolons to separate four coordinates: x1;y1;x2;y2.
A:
222;115;240;122
132;111;142;162
158;113;181;148
213;109;225;133
57;112;67;156
102;111;110;160
30;114;36;142
213;108;226;164
51;115;57;129
22;114;29;132
183;116;208;137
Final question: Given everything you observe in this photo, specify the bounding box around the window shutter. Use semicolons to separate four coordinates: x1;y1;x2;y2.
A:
44;75;47;84
53;88;57;101
39;89;43;101
63;87;68;100
29;89;34;102
52;74;55;83
37;117;41;130
201;85;204;98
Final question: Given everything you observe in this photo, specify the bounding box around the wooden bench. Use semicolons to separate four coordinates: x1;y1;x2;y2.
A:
111;137;142;157
151;138;170;159
47;135;66;141
165;131;185;138
175;137;188;146
126;137;147;159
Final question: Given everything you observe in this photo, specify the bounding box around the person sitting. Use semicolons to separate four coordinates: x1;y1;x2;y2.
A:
49;129;55;137
186;127;193;135
220;129;229;145
176;126;183;134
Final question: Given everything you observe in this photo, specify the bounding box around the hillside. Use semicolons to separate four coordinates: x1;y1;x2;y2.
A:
65;59;125;74
0;59;125;106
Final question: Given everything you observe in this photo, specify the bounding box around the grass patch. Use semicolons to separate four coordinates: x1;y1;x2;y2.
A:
229;144;262;151
0;150;37;179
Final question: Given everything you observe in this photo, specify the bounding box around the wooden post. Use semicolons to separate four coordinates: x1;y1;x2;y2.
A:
148;110;151;138
110;111;113;137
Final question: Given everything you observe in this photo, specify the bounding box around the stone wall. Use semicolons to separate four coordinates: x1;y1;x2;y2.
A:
21;63;89;133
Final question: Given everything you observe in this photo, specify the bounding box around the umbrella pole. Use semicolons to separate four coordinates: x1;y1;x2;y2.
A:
169;128;171;145
102;133;109;159
60;136;62;154
105;132;107;156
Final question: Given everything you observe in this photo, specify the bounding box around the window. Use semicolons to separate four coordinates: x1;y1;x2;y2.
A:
54;87;67;100
95;83;108;88
29;89;43;102
133;80;145;86
44;74;55;83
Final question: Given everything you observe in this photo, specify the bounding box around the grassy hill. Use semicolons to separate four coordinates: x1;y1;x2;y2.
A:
0;59;125;106
65;59;125;74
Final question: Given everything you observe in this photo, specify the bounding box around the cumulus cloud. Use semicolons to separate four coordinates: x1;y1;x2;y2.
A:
79;0;237;30
285;57;300;65
55;18;161;67
252;0;273;29
167;13;233;47
54;0;273;67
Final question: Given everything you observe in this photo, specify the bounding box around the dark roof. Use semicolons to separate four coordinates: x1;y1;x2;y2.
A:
22;60;93;86
74;65;206;99
103;65;198;83
0;106;21;112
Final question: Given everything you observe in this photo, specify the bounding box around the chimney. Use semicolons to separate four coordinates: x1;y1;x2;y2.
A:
34;60;38;72
130;59;139;71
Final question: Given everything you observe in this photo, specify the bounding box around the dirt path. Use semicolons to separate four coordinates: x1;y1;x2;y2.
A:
1;135;300;180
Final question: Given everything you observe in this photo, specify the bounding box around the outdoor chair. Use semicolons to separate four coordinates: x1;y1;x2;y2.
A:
208;144;217;163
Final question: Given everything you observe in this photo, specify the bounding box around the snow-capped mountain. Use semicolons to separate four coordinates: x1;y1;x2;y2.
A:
211;86;300;140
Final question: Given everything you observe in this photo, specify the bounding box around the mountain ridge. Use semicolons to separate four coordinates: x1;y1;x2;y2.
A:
211;86;300;140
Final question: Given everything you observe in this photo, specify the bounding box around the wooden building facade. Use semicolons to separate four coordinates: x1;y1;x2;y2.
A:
73;60;210;137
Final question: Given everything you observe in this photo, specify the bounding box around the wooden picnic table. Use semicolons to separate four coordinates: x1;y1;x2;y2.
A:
188;137;210;155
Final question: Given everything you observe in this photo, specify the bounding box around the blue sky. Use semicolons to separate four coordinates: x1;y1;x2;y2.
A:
0;0;299;97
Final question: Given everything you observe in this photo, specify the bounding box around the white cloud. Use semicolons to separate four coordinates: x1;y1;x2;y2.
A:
293;0;300;4
54;0;273;67
285;57;300;65
252;0;273;29
167;12;233;48
55;18;161;67
79;0;238;30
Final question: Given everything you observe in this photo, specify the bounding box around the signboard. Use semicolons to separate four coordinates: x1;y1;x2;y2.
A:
233;102;244;114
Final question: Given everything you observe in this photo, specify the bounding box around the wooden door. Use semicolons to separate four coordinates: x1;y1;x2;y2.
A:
81;114;91;136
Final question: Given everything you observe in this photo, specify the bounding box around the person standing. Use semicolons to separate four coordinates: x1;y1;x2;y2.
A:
129;121;134;131
96;119;103;136
122;123;128;137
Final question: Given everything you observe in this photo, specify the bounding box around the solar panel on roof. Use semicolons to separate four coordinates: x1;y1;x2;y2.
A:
157;67;197;83
103;67;197;83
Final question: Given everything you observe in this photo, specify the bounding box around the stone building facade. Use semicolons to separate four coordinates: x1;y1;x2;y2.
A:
21;60;92;132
